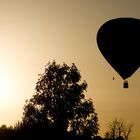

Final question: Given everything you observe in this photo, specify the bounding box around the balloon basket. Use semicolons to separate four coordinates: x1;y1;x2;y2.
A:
123;80;128;88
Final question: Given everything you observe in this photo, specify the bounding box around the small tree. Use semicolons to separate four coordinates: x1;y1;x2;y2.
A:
22;61;99;138
123;122;134;140
105;118;134;140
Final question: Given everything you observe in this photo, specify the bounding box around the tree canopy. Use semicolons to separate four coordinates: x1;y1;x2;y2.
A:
21;61;99;139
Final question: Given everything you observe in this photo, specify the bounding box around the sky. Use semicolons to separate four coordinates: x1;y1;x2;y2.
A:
0;0;140;139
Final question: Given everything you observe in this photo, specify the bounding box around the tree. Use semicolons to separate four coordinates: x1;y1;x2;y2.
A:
21;61;99;138
0;124;15;140
105;118;134;140
123;122;134;140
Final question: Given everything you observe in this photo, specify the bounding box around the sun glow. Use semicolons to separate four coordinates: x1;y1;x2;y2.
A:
0;67;17;110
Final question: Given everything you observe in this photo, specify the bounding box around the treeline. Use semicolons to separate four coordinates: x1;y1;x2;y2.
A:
0;123;101;140
0;119;133;140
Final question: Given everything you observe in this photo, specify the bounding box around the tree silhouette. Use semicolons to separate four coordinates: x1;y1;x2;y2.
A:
21;61;99;139
104;118;134;140
0;125;15;140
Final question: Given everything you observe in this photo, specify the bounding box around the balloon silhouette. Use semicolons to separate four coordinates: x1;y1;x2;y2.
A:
96;17;140;88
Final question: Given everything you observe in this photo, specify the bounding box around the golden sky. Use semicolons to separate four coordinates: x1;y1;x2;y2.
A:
0;0;140;139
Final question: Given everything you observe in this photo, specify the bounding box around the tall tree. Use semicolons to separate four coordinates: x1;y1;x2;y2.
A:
22;61;99;138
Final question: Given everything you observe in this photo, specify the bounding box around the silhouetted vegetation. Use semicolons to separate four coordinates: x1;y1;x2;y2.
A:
19;61;99;139
0;61;99;140
104;118;134;140
0;125;17;140
0;61;134;140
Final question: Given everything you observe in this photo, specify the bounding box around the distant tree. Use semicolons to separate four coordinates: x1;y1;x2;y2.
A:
123;122;134;140
105;118;134;140
21;61;99;138
0;124;15;140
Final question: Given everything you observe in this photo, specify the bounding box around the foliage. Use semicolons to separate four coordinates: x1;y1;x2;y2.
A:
21;61;99;138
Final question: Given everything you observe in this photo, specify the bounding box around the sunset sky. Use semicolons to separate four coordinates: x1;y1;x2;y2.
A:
0;0;140;139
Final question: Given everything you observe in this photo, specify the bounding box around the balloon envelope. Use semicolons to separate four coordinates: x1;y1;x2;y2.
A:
97;17;140;80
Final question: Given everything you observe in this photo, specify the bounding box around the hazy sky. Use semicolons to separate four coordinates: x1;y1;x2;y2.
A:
0;0;140;139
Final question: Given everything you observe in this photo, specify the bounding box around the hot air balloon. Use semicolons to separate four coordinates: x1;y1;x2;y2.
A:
96;17;140;88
